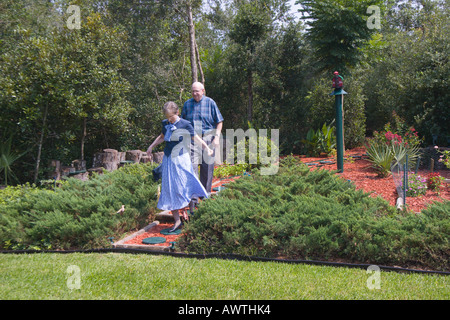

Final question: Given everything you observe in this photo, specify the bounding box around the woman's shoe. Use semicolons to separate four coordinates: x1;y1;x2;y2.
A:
168;220;182;233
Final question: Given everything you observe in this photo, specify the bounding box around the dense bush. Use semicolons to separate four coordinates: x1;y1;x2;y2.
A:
179;156;449;271
0;163;159;250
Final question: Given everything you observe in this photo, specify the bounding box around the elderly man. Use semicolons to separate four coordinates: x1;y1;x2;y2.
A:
181;82;223;210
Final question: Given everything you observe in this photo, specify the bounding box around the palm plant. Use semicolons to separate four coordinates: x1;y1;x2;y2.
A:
0;134;27;186
366;140;396;177
366;139;422;177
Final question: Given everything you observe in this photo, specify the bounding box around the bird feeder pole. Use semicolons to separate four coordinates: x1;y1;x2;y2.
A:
330;71;347;173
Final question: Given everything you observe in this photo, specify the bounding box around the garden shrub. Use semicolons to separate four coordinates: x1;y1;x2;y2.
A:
0;163;159;250
366;114;423;177
301;121;336;157
214;162;249;178
179;156;449;270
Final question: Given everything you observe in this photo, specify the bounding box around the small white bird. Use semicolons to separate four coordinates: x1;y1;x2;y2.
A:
116;205;125;215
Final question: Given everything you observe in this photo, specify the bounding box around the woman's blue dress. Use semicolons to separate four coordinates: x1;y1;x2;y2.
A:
157;118;208;211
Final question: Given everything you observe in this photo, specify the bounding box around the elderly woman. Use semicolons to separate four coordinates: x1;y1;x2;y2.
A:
146;101;213;232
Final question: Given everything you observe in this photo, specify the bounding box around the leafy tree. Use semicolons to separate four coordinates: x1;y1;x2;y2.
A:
103;0;199;150
364;0;449;144
0;12;131;183
228;0;287;123
229;1;271;123
297;0;384;74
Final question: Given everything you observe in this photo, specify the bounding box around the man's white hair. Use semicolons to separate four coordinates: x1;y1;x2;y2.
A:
192;81;205;90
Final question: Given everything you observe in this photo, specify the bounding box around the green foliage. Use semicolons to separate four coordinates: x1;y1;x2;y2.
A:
404;173;427;197
426;173;444;192
302;73;366;151
365;140;396;177
298;0;384;74
229;1;273;52
0;163;159;250
214;162;249;179
0;133;27;185
0;9;132;182
301;121;336;156
0;183;41;206
364;0;450;144
179;155;449;270
366;116;423;176
1;0;448;185
225;124;279;170
436;147;450;169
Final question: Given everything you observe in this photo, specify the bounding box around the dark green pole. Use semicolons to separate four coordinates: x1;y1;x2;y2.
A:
330;72;347;173
335;93;345;172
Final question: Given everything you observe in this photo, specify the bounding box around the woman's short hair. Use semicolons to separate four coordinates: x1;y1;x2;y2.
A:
163;101;178;115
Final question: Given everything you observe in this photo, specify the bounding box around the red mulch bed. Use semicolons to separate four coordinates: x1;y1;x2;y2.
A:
295;147;450;213
126;147;449;246
124;178;242;246
124;223;182;246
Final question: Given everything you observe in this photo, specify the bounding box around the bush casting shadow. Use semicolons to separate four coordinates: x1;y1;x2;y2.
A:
178;156;449;271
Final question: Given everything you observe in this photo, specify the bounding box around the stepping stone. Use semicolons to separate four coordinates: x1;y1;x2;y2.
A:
160;228;182;235
142;237;166;244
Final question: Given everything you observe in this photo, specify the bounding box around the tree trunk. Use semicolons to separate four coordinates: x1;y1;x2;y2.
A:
81;117;87;161
247;70;253;123
187;2;198;84
34;103;48;183
195;41;205;84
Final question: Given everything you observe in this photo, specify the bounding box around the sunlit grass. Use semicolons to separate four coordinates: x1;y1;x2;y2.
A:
0;253;448;300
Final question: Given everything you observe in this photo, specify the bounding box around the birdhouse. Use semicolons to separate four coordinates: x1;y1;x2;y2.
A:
332;71;344;89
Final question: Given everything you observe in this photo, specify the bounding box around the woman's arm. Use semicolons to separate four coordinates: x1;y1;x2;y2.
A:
193;135;214;156
146;134;165;157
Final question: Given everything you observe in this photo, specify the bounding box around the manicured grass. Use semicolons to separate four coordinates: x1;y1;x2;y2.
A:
0;253;448;300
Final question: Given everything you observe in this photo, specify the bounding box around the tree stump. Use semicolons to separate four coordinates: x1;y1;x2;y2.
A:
72;159;86;171
140;155;152;163
71;171;89;181
92;149;119;171
88;167;105;177
152;152;164;164
126;150;142;163
48;160;61;180
61;166;75;177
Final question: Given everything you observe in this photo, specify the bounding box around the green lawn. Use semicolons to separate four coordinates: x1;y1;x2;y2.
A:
0;253;448;300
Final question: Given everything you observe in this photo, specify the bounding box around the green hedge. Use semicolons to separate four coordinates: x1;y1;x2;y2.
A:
0;163;159;250
179;156;449;271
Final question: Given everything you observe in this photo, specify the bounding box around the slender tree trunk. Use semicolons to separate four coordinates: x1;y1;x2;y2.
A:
186;2;198;83
247;69;253;123
195;41;205;84
81;117;87;161
34;103;48;183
